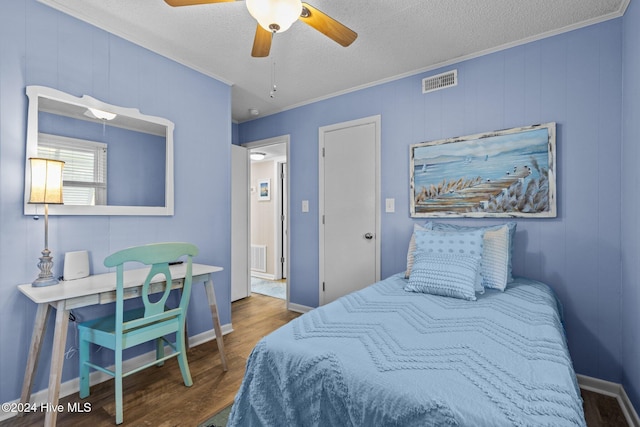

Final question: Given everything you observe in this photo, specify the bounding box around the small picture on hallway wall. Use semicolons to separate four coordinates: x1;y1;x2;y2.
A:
410;122;556;218
258;179;270;201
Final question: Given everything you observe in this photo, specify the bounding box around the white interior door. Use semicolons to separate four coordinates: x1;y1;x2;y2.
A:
320;116;380;305
280;162;288;279
231;145;250;301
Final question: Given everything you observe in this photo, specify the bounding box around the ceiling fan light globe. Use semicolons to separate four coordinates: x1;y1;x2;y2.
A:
246;0;302;33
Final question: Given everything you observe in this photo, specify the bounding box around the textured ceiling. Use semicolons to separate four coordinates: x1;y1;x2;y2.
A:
39;0;629;123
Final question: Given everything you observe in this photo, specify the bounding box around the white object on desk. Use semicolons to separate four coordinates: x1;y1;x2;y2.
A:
17;263;227;427
63;250;90;281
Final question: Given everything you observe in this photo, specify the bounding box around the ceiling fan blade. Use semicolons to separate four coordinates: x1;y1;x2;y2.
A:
252;24;272;57
299;3;357;47
164;0;235;7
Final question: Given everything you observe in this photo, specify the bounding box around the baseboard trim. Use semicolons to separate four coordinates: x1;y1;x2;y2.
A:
0;323;233;423
287;302;313;314
250;272;275;280
577;374;640;427
189;323;233;348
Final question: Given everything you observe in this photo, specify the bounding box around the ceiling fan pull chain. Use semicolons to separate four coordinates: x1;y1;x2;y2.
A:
270;44;277;99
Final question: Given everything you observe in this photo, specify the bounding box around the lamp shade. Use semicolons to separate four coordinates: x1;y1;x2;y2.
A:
29;157;65;204
246;0;302;33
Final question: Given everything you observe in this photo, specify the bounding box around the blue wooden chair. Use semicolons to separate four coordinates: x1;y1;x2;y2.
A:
78;242;199;424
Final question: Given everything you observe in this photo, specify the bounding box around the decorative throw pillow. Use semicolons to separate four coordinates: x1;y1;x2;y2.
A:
405;252;481;301
404;222;433;278
412;228;485;294
428;222;517;291
479;226;512;290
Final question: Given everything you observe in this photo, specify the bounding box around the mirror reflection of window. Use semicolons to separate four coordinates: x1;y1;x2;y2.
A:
38;110;166;208
37;133;107;206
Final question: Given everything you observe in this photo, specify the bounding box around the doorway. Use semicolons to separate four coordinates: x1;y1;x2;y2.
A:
244;136;289;303
319;116;381;305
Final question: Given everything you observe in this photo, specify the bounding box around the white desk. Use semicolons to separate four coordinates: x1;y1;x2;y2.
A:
17;263;228;427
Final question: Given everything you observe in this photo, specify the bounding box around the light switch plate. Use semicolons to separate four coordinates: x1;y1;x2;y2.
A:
385;198;395;213
302;200;309;212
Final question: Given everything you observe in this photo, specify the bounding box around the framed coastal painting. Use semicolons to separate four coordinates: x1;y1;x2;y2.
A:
258;179;270;201
410;123;556;218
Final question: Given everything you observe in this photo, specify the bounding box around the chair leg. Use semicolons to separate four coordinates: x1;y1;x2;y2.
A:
78;330;90;398
177;350;193;387
176;323;193;387
115;349;124;425
156;337;165;366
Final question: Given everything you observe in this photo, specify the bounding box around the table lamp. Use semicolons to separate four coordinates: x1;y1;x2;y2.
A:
28;157;65;287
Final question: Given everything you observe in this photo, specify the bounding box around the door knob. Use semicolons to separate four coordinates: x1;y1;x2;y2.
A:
364;233;374;240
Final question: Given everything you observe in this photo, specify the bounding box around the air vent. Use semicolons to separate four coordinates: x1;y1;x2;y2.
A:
422;70;457;94
251;245;267;272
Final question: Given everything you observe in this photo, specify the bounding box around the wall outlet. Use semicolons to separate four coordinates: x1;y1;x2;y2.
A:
302;200;309;212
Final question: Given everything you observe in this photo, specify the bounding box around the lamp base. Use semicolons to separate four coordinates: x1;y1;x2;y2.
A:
32;276;59;287
32;248;59;287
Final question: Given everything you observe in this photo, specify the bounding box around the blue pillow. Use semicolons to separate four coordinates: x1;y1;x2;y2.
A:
413;228;485;294
427;222;516;290
404;222;433;278
405;252;481;301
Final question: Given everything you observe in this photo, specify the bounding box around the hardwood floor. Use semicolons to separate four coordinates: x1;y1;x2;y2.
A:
582;388;630;427
3;293;299;427
3;293;630;426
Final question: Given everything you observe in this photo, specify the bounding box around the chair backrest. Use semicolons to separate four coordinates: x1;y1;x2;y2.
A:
104;242;199;333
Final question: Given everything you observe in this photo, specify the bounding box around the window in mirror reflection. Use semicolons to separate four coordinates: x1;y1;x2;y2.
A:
38;111;166;207
38;133;107;205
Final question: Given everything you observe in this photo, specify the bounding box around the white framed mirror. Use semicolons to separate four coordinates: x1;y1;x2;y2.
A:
24;86;174;216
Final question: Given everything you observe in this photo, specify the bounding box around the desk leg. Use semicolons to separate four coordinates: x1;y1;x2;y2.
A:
19;303;51;413
43;301;70;427
204;278;228;371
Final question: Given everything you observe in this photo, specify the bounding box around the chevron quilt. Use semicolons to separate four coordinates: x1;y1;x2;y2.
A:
228;274;586;426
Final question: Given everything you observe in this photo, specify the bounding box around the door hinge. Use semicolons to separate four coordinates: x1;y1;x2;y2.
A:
322;147;325;157
322;215;325;225
281;214;285;222
323;282;325;292
281;256;285;263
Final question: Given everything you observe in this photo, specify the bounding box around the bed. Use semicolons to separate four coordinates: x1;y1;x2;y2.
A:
228;223;586;426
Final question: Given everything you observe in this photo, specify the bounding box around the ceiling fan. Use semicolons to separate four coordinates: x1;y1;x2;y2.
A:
164;0;357;57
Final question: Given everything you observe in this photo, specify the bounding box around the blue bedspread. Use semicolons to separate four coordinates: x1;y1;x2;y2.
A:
228;274;586;426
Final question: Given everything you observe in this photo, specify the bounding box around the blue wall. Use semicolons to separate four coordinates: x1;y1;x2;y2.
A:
239;19;625;386
0;1;232;404
622;0;640;413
